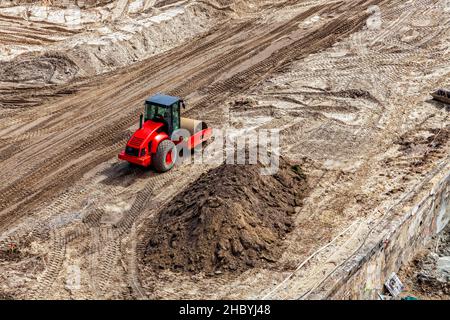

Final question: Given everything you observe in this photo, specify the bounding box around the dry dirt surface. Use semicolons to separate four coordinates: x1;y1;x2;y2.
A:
0;0;449;300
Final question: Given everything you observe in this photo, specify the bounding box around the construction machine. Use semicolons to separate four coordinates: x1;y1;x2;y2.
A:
118;94;211;172
431;88;450;104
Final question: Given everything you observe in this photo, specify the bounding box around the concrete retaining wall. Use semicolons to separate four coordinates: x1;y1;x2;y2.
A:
313;169;450;299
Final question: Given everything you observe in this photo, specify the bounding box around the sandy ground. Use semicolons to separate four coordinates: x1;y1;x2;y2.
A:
0;0;449;299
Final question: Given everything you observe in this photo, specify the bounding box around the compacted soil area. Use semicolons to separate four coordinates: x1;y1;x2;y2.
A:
0;0;448;299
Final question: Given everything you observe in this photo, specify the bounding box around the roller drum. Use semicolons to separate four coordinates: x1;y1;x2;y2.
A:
180;117;208;135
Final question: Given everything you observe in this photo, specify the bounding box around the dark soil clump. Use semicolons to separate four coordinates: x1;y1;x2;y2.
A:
143;158;308;274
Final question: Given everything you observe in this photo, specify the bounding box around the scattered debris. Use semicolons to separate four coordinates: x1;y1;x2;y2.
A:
399;222;450;299
436;256;450;280
0;243;21;262
384;272;405;297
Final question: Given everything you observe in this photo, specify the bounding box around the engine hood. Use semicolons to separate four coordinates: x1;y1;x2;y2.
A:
127;120;164;148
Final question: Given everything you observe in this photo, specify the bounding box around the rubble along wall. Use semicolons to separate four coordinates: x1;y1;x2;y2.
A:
319;170;450;300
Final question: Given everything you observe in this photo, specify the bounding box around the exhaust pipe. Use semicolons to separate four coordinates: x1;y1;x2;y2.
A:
139;114;143;129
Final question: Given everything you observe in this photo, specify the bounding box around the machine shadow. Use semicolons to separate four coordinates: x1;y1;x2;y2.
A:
99;161;157;188
425;98;450;112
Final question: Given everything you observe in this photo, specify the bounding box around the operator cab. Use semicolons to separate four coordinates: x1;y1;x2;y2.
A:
119;93;212;171
144;94;185;136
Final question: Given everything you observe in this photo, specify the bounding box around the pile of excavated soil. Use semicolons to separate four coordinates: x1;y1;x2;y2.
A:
0;53;78;84
143;158;308;274
0;2;224;87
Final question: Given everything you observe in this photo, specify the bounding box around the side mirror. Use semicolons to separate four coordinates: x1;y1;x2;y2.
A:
181;100;186;109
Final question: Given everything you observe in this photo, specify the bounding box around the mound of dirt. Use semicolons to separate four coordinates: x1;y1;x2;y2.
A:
143;158;308;274
0;53;78;84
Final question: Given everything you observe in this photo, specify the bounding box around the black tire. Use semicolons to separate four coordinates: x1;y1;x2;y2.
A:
152;140;177;172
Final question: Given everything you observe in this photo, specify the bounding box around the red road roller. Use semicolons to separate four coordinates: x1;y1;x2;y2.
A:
118;94;212;172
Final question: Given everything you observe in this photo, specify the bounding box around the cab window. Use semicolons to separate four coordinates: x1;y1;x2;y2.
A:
144;103;156;120
145;103;168;121
172;102;180;131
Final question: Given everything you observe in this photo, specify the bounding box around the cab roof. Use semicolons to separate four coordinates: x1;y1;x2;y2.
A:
145;94;180;107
